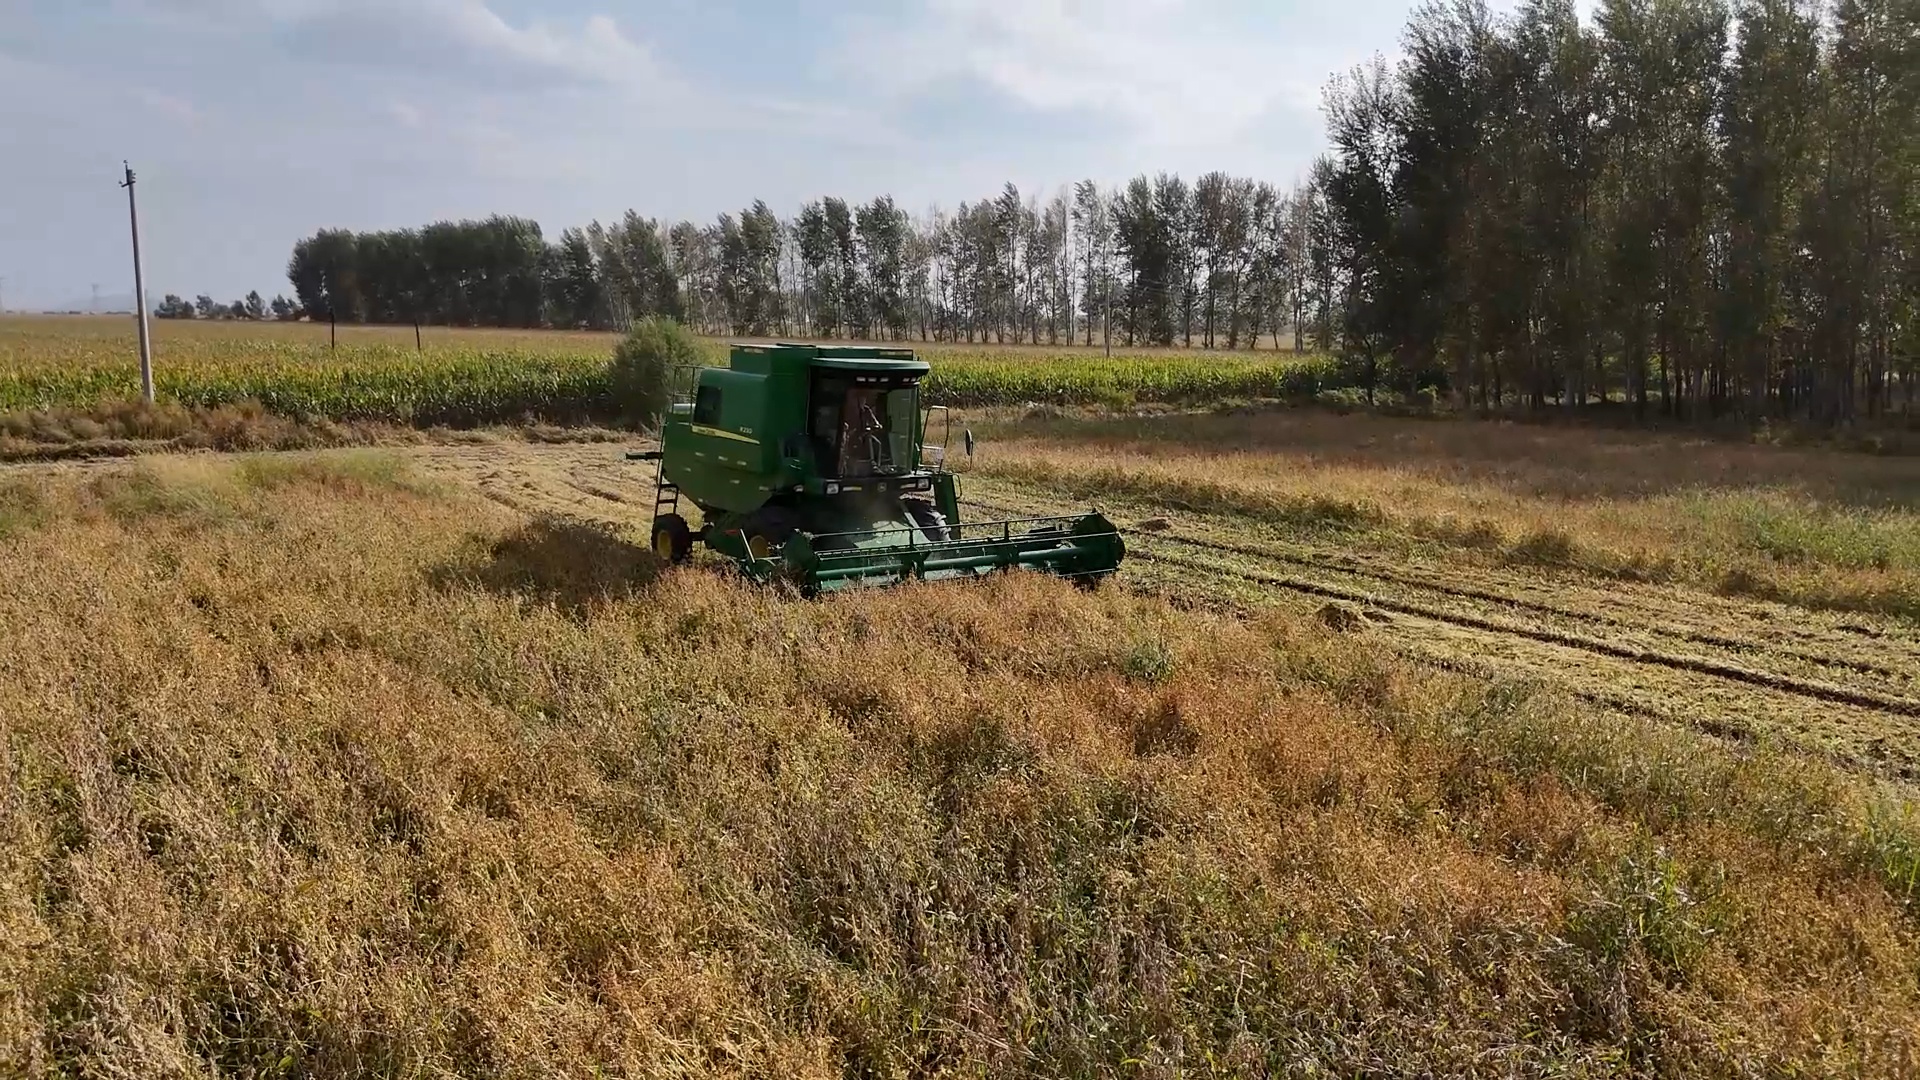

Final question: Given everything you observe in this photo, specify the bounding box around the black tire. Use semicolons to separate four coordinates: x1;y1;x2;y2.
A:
903;499;953;542
651;513;693;564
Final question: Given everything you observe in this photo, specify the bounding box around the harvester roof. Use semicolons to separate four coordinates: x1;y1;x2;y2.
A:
783;343;927;374
728;342;929;376
812;356;930;375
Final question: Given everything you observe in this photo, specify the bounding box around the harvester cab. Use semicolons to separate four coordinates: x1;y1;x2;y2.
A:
634;342;1123;593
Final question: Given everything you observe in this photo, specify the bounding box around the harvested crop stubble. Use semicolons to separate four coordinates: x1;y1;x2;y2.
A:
972;407;1920;620
0;452;1916;1076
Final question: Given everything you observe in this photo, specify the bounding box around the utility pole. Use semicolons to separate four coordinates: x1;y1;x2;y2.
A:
121;162;154;403
1103;272;1112;359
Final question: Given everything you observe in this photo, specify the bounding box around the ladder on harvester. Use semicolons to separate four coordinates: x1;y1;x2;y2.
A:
650;464;679;527
623;360;705;533
622;442;674;534
623;446;668;517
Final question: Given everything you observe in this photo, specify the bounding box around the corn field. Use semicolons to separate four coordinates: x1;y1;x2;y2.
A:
924;354;1328;408
0;317;1331;426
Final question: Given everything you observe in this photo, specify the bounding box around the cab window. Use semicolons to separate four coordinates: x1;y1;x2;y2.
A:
693;385;722;425
808;372;919;478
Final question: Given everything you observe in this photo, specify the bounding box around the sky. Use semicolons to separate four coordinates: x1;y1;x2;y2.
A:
1;0;1555;310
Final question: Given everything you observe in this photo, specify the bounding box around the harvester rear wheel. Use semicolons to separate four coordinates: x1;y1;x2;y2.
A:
651;514;693;565
903;499;953;542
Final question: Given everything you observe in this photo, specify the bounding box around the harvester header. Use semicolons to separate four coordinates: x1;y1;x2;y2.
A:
633;342;1123;593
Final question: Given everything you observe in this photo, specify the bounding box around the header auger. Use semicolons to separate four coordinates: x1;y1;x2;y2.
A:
630;343;1124;594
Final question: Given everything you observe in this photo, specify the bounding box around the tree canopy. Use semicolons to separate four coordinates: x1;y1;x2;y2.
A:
270;0;1918;425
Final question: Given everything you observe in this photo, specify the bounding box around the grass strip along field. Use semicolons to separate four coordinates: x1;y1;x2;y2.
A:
0;316;1330;431
2;448;1918;1075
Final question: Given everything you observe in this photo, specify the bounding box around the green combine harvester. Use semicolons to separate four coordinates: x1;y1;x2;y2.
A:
631;342;1124;594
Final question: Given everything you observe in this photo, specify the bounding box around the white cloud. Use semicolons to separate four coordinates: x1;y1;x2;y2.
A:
274;0;674;96
847;0;1320;153
423;4;659;88
135;87;200;123
388;101;424;129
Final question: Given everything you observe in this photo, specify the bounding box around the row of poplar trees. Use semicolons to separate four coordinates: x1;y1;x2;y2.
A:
285;0;1918;424
285;182;1322;355
1322;0;1919;422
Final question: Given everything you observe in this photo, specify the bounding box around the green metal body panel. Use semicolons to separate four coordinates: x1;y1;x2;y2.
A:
658;343;936;516
656;345;800;515
932;473;961;528
651;342;1123;591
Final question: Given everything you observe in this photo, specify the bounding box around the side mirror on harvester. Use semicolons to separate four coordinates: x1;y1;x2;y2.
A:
964;429;975;458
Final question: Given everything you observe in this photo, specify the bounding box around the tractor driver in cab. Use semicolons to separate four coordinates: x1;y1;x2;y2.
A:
808;377;913;479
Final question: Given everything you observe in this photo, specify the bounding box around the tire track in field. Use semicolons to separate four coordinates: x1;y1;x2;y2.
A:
1133;524;1907;682
1138;545;1920;717
1112;531;1920;778
961;491;1920;724
963;486;1914;678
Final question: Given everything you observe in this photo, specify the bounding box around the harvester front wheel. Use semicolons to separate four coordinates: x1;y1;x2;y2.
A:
741;506;803;552
651;514;693;565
